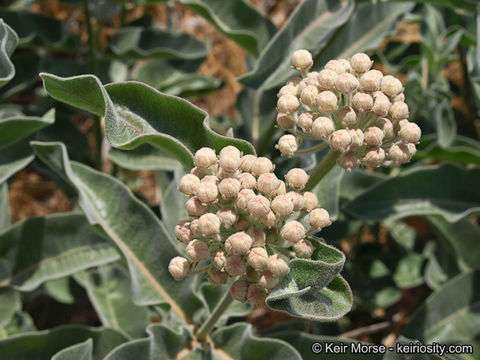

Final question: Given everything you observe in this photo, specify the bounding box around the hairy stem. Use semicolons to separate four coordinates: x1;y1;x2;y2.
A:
304;149;341;191
196;289;234;342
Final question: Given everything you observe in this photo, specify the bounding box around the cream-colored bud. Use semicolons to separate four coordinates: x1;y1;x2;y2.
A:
303;192;318;212
312;116;335;139
277;94;300;114
371;91;391;116
225;232;253;256
376;118;394;137
258;271;279;289
235;189;256;210
247;247;269;270
352;93;373;112
278;84;298;98
189;219;201;237
360;70;383;92
300;85;318;106
273;181;287;196
218;178;241;199
338;59;353;73
212;250;226;269
388;143;410;164
394;119;409;134
381;75;403;97
308;208;331;229
208;267;228;286
186;197;208;217
200;175;218;184
291;49;313;70
287;77;302;86
178;174;200;196
234;216;250;231
237;172;256;190
294;239;314;258
231;279;249;302
393;92;405;102
261;211;278;228
219;153;241;174
330;129;352;152
267;254;290;275
247;195;270;217
364;126;384;146
251;157;274;177
338;151;360;170
349;129;364;148
316;91;338;112
195;181;218;203
276;113;296;129
335;73;359;94
247;284;267;306
338;106;357;126
247;227;266;247
317;69;338;89
407;143;417;157
257;173;281;197
389;101;409;120
168;257;190;280
280;221;305;243
286;191;305;211
350;53;372;73
271;194;294;216
398;122;421;143
175;221;192;243
285;168;309;190
186;239;209;261
277;134;299;156
216;208;238;229
194;147;217;169
298;112;314;132
225;255;247;276
240;154;256;173
325;59;346;74
220;145;241;158
364;147;385;167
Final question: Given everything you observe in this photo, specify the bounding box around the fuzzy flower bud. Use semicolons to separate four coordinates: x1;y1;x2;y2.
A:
371;91;391;116
349;129;364;148
240;154;256;173
339;59;353;73
376;118;394;137
308;208;331;229
201;175;218;183
194;147;217;169
247;284;267;306
197;213;220;237
261;211;278;228
258;271;280;290
186;197;208;217
168;257;190;280
364;147;385;167
325;59;346;74
235;189;255;210
178;174;200;196
350;53;372;73
280;221;305;243
237;172;256;190
257;173;281;197
175;221;192;243
338;151;360;170
278;84;298;98
225;255;247;276
298;112;314;132
276;113;296;129
247;195;270;217
364;126;384;146
271;194;294;216
388;143;411;164
294;239;314;258
303;192;319;212
393;93;405;102
398;122;421;143
381;75;403;97
247;227;266;247
231;279;249;302
277;135;299;156
247;247;269;270
291;49;313;71
186;239;209;261
407;143;417;157
225;232;253;256
316;91;338;112
300;85;318;106
219;151;241;174
287;191;305;211
312;116;335;139
330;129;352;152
251;157;274;177
285;168;309;190
352;92;373;112
389;101;409;120
317;69;338;89
218;178;241;199
338;106;357;126
335;73;359;94
360;70;383;92
273;181;287;196
189;219;201;237
277;94;300;114
212;250;226;269
267;254;290;275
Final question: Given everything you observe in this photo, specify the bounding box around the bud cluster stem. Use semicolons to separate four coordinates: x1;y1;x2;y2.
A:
196;289;235;342
304;149;341;191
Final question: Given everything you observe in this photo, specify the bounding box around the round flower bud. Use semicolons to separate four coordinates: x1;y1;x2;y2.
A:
225;255;246;276
381;75;403;97
178;174;200;196
240;154;256;173
316;91;338;112
338;151;360;170
338;59;353;73
349;129;364;148
247;247;269;270
235;189;256;210
291;49;313;71
287;77;302;86
247;284;267;306
261;211;278;228
360;70;383;92
186;239;209;261
398;122;421;143
186;197;208;217
335;73;359;94
294;239;313;258
234;216;250;231
237;172;256;190
364;147;385;167
317;69;338;89
308;208;331;229
258;271;279;290
257;173;281;197
350;53;372;73
285;191;304;211
371;91;391;116
196;181;218;204
231;279;249;302
217;208;238;229
273;181;287;196
247;227;266;247
212;250;226;269
276;113;296;129
175;221;192;243
267;254;290;275
393;92;405;102
352;93;373;112
388;143;410;164
225;232;253;256
168;257;190;280
277;134;299;156
325;59;346;74
300;85;318;106
376;118;394;137
407;143;417;157
218;178;241;199
219;152;241;174
277;94;300;114
285;168;309;190
395;119;409;134
278;84;298;98
251;157;274;177
364;126;384;146
271;194;294;216
298;112;314;132
312;116;335;139
208;268;228;286
200;175;218;184
220;145;241;158
247;195;270;217
198;213;220;237
189;219;201;237
389;101;409;121
338;106;357;126
280;221;305;243
330;129;352;152
303;192;318;212
194;147;217;169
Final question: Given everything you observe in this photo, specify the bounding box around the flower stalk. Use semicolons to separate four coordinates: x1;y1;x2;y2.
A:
304;149;341;191
196;289;234;342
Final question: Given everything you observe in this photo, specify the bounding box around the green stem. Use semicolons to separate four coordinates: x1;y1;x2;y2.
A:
196;289;234;342
304;149;341;191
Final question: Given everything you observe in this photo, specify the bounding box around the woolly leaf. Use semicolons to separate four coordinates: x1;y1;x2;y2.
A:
108;146;180;171
0;289;19;328
0;19;18;88
52;339;93;360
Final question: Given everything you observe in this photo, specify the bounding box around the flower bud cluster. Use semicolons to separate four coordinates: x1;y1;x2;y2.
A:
275;50;421;169
168;146;332;306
